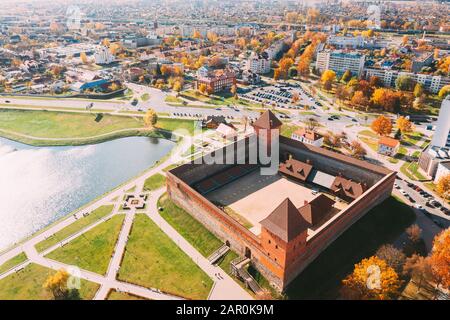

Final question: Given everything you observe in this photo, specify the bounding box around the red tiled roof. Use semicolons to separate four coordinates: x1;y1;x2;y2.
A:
293;127;323;141
279;158;313;182
252;110;283;130
260;198;310;243
298;194;335;226
331;176;365;200
378;136;400;148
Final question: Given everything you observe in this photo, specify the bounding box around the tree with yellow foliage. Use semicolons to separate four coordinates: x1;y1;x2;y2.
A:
198;83;207;95
297;57;311;77
144;109;158;127
43;269;70;300
321;69;336;91
371;115;393;136
438;85;450;100
429;228;450;289
436;174;450;201
341;256;401;300
80;52;89;64
396;116;414;136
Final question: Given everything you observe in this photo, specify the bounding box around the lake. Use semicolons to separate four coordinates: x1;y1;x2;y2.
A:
0;136;175;251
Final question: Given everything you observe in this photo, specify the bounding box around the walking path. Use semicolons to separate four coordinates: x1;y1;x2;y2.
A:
0;131;253;300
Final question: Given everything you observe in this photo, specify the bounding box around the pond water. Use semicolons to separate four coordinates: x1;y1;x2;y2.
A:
0;136;175;251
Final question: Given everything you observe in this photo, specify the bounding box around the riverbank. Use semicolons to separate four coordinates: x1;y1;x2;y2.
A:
0;109;195;147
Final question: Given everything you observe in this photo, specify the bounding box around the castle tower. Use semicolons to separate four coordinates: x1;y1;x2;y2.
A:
252;110;282;159
259;198;310;282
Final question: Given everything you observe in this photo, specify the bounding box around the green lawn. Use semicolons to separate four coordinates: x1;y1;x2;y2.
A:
155;118;195;135
285;196;415;299
143;173;166;191
280;124;299;138
118;214;213;299
107;290;146;300
0;109;143;138
158;194;223;257
400;162;427;181
165;95;183;104
0;252;28;274
359;136;378;152
401;132;423;146
45;215;125;275
217;250;239;276
35;205;114;253
141;93;150;102
358;129;378;139
0;263;99;300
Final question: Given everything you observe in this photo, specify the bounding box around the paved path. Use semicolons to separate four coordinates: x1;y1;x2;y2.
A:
0;132;253;300
145;188;252;300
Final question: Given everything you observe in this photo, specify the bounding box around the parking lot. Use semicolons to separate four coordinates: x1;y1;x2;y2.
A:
240;83;320;110
395;177;450;228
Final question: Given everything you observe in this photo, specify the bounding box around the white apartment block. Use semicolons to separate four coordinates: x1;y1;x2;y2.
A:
264;40;285;60
94;46;115;65
364;68;450;94
327;35;364;48
316;50;365;77
245;52;271;74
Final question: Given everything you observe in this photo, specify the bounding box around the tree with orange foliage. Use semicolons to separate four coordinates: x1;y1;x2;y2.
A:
429;228;450;290
371;115;393;136
43;269;70;300
192;30;202;39
297;57;311;77
351;91;369;107
436;174;450;201
341;256;401;300
396;116;413;135
198;83;207;95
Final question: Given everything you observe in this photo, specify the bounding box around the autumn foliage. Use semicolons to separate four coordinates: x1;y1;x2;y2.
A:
341;256;401;300
371;115;393;136
429;228;450;290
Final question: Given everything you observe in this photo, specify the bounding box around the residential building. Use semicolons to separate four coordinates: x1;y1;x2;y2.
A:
245;51;271;74
94;46;115;65
196;66;236;94
434;161;450;183
327;35;364;48
291;128;324;147
364;68;450;94
377;136;400;156
316;50;365;77
412;52;434;73
419;96;450;178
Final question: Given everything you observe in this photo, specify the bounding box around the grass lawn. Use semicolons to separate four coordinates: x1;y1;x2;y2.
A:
165;95;183;104
155;118;195;135
0;109;143;138
106;290;146;300
358;129;378;139
45;215;125;275
0;252;27;274
401;132;423;146
0;263;99;300
217;251;239;276
359;136;378;152
140;93;150;102
285;196;415;299
280;123;299;138
400;162;427;181
158;193;223;257
143;173;166;191
35;205;114;253
118;214;213;299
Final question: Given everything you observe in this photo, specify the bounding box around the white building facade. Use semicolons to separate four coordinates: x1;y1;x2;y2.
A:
316;50;365;77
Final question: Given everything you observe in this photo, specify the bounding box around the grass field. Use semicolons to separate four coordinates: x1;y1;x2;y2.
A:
117;214;213;299
0;252;27;274
284;196;415;299
45;215;125;275
158;193;223;257
0;263;99;300
35;205;114;253
0;109;195;145
143;173;166;191
0;109;143;138
106;290;146;300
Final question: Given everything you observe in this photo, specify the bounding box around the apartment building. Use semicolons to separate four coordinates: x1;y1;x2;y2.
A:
196;66;236;94
364;68;450;94
316;50;365;77
245;51;271;74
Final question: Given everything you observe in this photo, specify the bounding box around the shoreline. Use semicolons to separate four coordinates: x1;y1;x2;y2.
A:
0;135;184;255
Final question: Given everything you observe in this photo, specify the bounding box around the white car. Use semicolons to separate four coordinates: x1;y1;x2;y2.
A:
414;204;423;210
